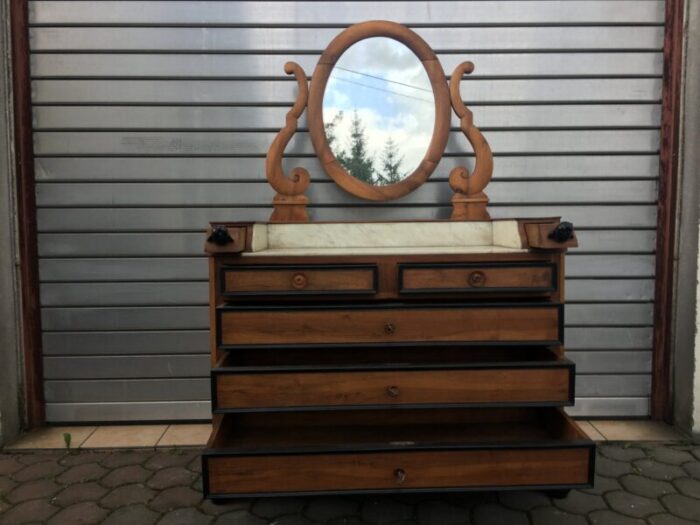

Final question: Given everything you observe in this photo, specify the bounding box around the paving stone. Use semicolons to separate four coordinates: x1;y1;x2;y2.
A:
589;510;646;525
361;497;413;524
661;493;700;522
199;498;250;516
648;514;700;525
327;518;370;525
0;498;58;524
0;476;17;495
681;461;700;478
606;490;665;518
12;460;65;482
214;510;266;525
304;496;358;522
0;457;24;475
51;481;108;506
552;490;606;515
16;452;63;465
691;447;700;461
472;503;527;525
650;447;695;465
100;483;156;508
633;459;686;481
149;485;202;512
192;475;203;491
147;466;196;490
46;501;108;524
443;492;496;509
269;515;315;525
619;474;676;499
55;463;107;484
416;500;469;525
158;507;212;525
102;464;152;487
600;445;647;462
582;475;623;496
146;450;199;470
6;478;61;503
530;506;587;525
498;490;550;510
103;504;160;525
100;451;154;469
597;456;634;477
252;497;305;519
672;477;700;498
188;456;203;474
59;453;109;467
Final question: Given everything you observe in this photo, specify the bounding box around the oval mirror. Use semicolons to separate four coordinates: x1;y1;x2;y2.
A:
308;22;451;201
322;37;435;187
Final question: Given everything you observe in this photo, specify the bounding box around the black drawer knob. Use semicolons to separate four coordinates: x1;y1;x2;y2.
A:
394;468;407;484
548;221;575;243
384;322;395;335
207;226;233;246
386;386;400;398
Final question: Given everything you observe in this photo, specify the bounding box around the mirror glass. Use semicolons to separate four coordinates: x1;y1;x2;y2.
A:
322;37;435;186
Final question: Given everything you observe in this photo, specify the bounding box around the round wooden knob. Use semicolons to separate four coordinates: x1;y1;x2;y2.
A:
384;322;395;335
468;271;486;287
291;273;307;289
394;468;407;484
386;386;400;398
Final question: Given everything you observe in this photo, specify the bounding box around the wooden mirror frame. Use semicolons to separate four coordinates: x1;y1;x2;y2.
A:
265;20;494;222
307;21;451;202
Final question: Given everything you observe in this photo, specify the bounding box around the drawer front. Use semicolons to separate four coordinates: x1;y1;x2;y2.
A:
217;304;563;347
205;447;592;496
213;365;574;411
220;264;377;297
399;262;556;295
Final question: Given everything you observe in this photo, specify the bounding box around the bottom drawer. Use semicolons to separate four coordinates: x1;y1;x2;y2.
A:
203;408;594;498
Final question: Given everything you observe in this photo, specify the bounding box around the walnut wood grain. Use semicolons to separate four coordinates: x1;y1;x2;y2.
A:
265;62;311;222
219;305;561;346
400;264;554;293
214;367;570;409
307;21;451;202
207;447;590;494
222;266;376;295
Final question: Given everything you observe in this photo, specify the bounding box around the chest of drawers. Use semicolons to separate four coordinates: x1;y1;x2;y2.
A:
202;219;595;499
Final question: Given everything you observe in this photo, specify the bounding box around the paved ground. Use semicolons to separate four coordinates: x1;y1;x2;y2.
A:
1;443;700;524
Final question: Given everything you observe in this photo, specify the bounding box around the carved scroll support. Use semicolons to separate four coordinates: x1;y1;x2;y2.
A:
265;62;311;222
448;61;493;220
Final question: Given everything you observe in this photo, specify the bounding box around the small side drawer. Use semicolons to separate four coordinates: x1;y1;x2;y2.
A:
399;262;556;295
219;264;377;297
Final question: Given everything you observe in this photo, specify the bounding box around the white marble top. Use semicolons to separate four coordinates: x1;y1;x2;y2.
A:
244;221;527;256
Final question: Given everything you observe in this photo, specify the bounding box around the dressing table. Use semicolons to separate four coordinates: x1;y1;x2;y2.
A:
202;20;594;499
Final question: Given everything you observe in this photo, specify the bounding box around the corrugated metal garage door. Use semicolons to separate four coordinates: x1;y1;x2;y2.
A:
30;1;663;422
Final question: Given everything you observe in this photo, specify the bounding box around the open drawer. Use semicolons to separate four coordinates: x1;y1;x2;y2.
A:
202;407;595;498
212;347;575;412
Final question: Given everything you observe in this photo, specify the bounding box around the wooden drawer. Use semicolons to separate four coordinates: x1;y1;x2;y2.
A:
203;408;594;497
220;264;377;297
217;303;563;348
399;262;556;295
212;347;574;411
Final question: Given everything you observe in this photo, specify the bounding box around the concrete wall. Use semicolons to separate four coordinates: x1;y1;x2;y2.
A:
673;0;700;439
0;0;24;446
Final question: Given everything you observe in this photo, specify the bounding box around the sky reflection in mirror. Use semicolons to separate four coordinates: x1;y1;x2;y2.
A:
322;37;435;186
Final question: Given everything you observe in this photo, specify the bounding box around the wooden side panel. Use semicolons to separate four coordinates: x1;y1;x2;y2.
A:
207;447;591;494
219;305;562;346
214;367;572;409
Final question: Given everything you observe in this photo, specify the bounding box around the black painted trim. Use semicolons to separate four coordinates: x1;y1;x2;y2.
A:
398;261;558;295
219;263;378;298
